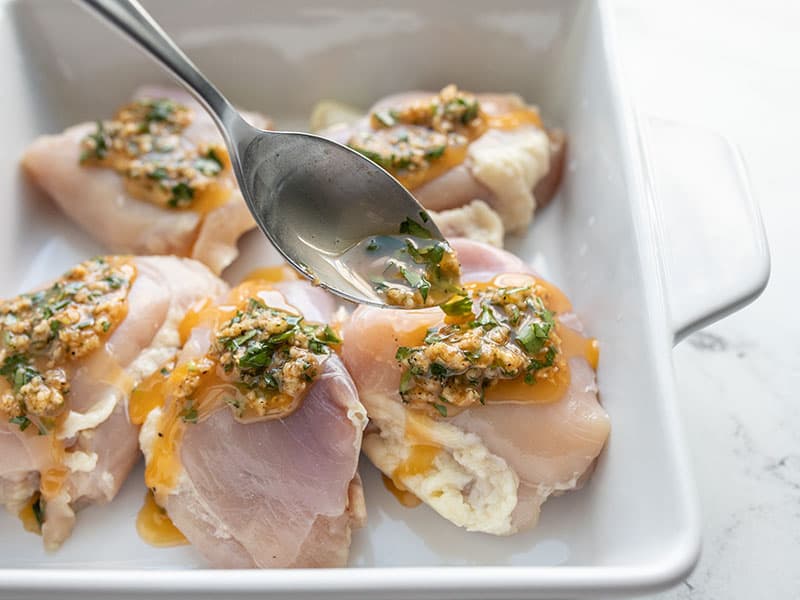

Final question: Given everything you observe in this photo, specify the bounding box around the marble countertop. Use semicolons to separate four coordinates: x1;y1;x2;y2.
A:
611;1;800;598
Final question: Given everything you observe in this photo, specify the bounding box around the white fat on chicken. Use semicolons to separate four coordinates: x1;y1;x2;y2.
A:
429;199;505;247
466;127;550;232
0;256;226;549
362;393;519;534
341;239;610;535
138;280;367;568
21;87;271;274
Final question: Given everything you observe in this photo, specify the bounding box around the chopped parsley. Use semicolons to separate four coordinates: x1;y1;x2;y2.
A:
359;223;462;309
432;402;448;417
395;346;413;361
373;109;398;127
8;414;47;435
31;494;45;527
102;274;125;289
399;217;433;239
424;145;446;160
398;265;431;302
209;299;340;421
348;125;453;173
0;354;39;391
168;182;194;208
181;401;198;424
79;98;226;211
145;99;176;123
9;415;32;431
80;121;109;162
394;283;563;415
440;295;473;317
317;325;342;344
194;148;224;176
147;166;169;181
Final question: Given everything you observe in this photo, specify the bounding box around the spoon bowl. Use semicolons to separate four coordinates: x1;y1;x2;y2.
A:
79;0;448;307
230;123;444;304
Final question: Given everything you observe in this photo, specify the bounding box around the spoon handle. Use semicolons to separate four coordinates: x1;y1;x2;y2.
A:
77;0;248;141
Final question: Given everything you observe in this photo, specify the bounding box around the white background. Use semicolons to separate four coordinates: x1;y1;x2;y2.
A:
612;1;800;598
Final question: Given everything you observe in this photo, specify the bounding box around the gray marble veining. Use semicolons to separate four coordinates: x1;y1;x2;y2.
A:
613;2;800;597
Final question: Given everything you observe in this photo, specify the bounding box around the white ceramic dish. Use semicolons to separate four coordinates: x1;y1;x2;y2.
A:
0;0;769;597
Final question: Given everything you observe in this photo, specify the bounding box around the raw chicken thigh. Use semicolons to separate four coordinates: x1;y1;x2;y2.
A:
314;85;566;239
22;87;272;274
0;255;225;549
134;277;367;568
341;239;609;535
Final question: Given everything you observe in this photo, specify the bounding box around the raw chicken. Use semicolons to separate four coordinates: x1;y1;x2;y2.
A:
314;88;566;236
21;87;272;274
341;239;609;535
0;256;226;549
138;279;367;568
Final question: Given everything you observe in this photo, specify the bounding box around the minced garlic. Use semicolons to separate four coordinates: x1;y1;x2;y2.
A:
207;298;340;421
396;283;563;417
0;257;134;429
371;84;481;135
348;85;483;175
79;98;228;210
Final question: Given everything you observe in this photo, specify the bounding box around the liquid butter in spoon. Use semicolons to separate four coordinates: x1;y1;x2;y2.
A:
78;0;461;309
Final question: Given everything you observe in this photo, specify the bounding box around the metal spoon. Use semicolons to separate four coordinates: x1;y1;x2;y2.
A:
78;0;448;307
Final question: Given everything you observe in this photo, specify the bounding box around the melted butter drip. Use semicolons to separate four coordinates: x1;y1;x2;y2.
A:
404;411;439;445
189;180;234;215
383;411;442;508
227;280;281;306
177;298;211;345
395;444;440;479
18;494;42;535
381;474;422;508
136;490;188;547
242;265;300;284
467;273;597;405
559;324;600;370
384;443;440;509
397;144;469;191
177;297;237;346
143;361;216;501
129;367;171;426
122;178;232;216
3;258;139;530
40;466;69;501
143;279;309;500
36;405;70;502
486;337;570;404
394;320;437;350
485;107;543;131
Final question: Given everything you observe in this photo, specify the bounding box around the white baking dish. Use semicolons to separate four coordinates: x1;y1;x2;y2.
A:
0;0;769;597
